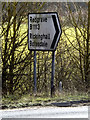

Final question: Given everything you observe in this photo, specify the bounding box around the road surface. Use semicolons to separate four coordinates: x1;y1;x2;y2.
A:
0;106;88;118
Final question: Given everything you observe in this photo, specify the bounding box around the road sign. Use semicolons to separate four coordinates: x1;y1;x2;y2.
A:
28;12;62;51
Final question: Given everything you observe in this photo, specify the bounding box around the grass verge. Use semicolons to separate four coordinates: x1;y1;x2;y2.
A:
1;91;90;109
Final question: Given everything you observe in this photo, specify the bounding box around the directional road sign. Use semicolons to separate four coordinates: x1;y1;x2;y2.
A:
28;12;62;51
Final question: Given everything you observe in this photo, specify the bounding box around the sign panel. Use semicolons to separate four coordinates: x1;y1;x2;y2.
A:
28;12;62;51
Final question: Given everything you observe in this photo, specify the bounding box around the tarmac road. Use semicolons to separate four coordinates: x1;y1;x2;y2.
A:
0;106;89;119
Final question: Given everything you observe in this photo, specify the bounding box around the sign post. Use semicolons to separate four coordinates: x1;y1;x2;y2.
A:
51;51;55;97
34;51;37;94
28;12;62;96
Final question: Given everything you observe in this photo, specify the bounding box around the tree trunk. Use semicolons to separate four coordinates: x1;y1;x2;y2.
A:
9;2;16;95
85;1;90;90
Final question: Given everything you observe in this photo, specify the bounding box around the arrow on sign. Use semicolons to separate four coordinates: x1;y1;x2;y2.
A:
51;15;60;49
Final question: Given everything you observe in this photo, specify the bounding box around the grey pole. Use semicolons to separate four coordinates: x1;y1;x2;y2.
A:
34;51;37;94
51;51;55;97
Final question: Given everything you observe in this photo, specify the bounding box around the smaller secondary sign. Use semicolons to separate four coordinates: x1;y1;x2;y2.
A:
28;12;62;51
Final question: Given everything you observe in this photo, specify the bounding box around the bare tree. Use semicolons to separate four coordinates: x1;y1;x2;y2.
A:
1;2;45;96
62;2;89;91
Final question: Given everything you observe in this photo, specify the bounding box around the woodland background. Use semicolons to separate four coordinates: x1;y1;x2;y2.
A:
0;2;90;100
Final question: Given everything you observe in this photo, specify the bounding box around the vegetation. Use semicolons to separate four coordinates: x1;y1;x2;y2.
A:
2;91;89;109
0;2;90;107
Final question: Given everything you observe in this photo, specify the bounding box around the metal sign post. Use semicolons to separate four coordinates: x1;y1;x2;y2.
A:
51;51;55;97
28;12;62;96
34;51;37;94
